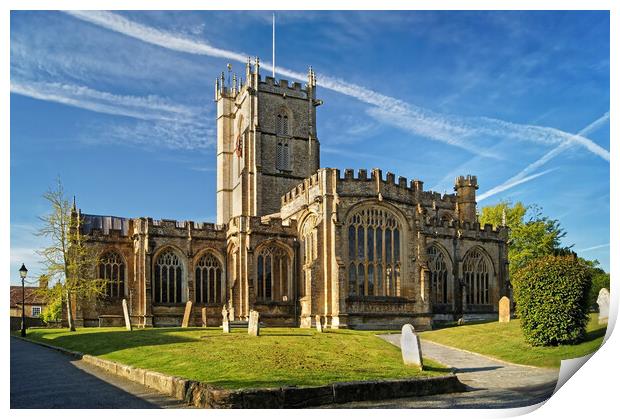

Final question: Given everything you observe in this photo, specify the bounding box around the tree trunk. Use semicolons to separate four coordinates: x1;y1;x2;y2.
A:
65;288;76;332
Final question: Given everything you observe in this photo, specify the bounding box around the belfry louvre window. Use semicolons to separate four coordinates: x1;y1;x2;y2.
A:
276;114;289;136
347;207;401;297
98;251;125;298
153;250;184;304
428;245;450;304
463;249;490;305
276;141;290;171
195;253;222;304
256;245;290;302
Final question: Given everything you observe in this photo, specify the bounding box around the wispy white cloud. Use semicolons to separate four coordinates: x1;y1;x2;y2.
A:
477;112;610;202
82;118;214;151
11;79;213;151
11;80;194;121
577;243;609;253
63;10;611;162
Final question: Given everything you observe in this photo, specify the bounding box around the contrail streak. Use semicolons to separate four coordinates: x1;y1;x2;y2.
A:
478;112;610;201
477;169;557;202
63;11;610;161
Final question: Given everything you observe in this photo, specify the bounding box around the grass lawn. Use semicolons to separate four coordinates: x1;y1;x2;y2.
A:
19;327;449;389
420;313;607;369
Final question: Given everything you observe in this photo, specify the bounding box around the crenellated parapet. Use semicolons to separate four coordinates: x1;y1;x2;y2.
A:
419;215;509;242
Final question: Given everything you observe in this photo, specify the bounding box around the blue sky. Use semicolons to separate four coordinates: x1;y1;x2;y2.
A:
10;10;610;283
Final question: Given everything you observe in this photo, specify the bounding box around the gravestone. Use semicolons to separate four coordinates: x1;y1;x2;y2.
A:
181;301;193;328
400;324;423;369
499;296;511;323
315;315;323;333
457;317;465;326
248;310;260;336
201;307;208;327
222;305;230;333
597;288;610;324
121;298;132;331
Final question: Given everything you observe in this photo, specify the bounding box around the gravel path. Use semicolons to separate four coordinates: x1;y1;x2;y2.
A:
322;334;559;409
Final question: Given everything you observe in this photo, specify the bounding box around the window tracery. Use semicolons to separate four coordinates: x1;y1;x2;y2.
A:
347;207;401;297
98;251;125;298
153;249;184;304
428;245;450;304
195;252;223;304
463;248;490;305
256;244;291;302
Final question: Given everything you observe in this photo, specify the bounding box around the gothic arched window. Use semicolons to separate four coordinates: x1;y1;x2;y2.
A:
98;251;125;298
463;249;491;305
428;245;450;305
195;252;223;304
256;244;291;302
153;249;184;304
346;207;402;297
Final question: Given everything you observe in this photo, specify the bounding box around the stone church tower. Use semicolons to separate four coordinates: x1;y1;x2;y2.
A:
70;59;509;330
216;58;321;224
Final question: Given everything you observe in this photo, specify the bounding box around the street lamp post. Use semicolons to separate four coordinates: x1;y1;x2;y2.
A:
19;263;28;337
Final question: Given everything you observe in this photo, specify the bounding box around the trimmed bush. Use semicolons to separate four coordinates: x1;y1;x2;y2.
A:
512;255;592;346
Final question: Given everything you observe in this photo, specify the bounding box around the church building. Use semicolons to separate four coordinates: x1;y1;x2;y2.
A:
71;59;510;330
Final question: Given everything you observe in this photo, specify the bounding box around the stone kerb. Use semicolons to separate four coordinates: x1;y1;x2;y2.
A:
400;324;423;370
597;288;610;324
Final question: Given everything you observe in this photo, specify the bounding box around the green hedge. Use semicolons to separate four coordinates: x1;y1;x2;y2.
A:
512;255;592;346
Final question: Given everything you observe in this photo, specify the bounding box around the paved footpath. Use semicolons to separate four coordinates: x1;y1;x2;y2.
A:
10;337;188;409
322;335;559;409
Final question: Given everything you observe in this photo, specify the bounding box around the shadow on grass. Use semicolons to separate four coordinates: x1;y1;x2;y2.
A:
23;328;198;357
422;365;453;374
584;325;607;342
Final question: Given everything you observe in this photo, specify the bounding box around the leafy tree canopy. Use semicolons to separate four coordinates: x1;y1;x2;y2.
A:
479;201;567;276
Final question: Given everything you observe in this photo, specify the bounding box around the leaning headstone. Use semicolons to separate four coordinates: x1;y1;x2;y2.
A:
222;305;230;333
181;301;193;328
499;296;511;323
248;310;260;336
400;324;423;370
597;288;610;324
201;307;208;327
315;315;323;333
122;299;132;331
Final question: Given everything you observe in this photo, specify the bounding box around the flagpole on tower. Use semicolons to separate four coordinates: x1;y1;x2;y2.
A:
272;12;276;78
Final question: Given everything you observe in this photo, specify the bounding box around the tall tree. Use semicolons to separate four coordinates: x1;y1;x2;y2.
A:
37;178;106;331
479;201;567;277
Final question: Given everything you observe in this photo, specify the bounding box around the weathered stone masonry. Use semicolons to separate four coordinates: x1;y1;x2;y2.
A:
70;59;509;330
